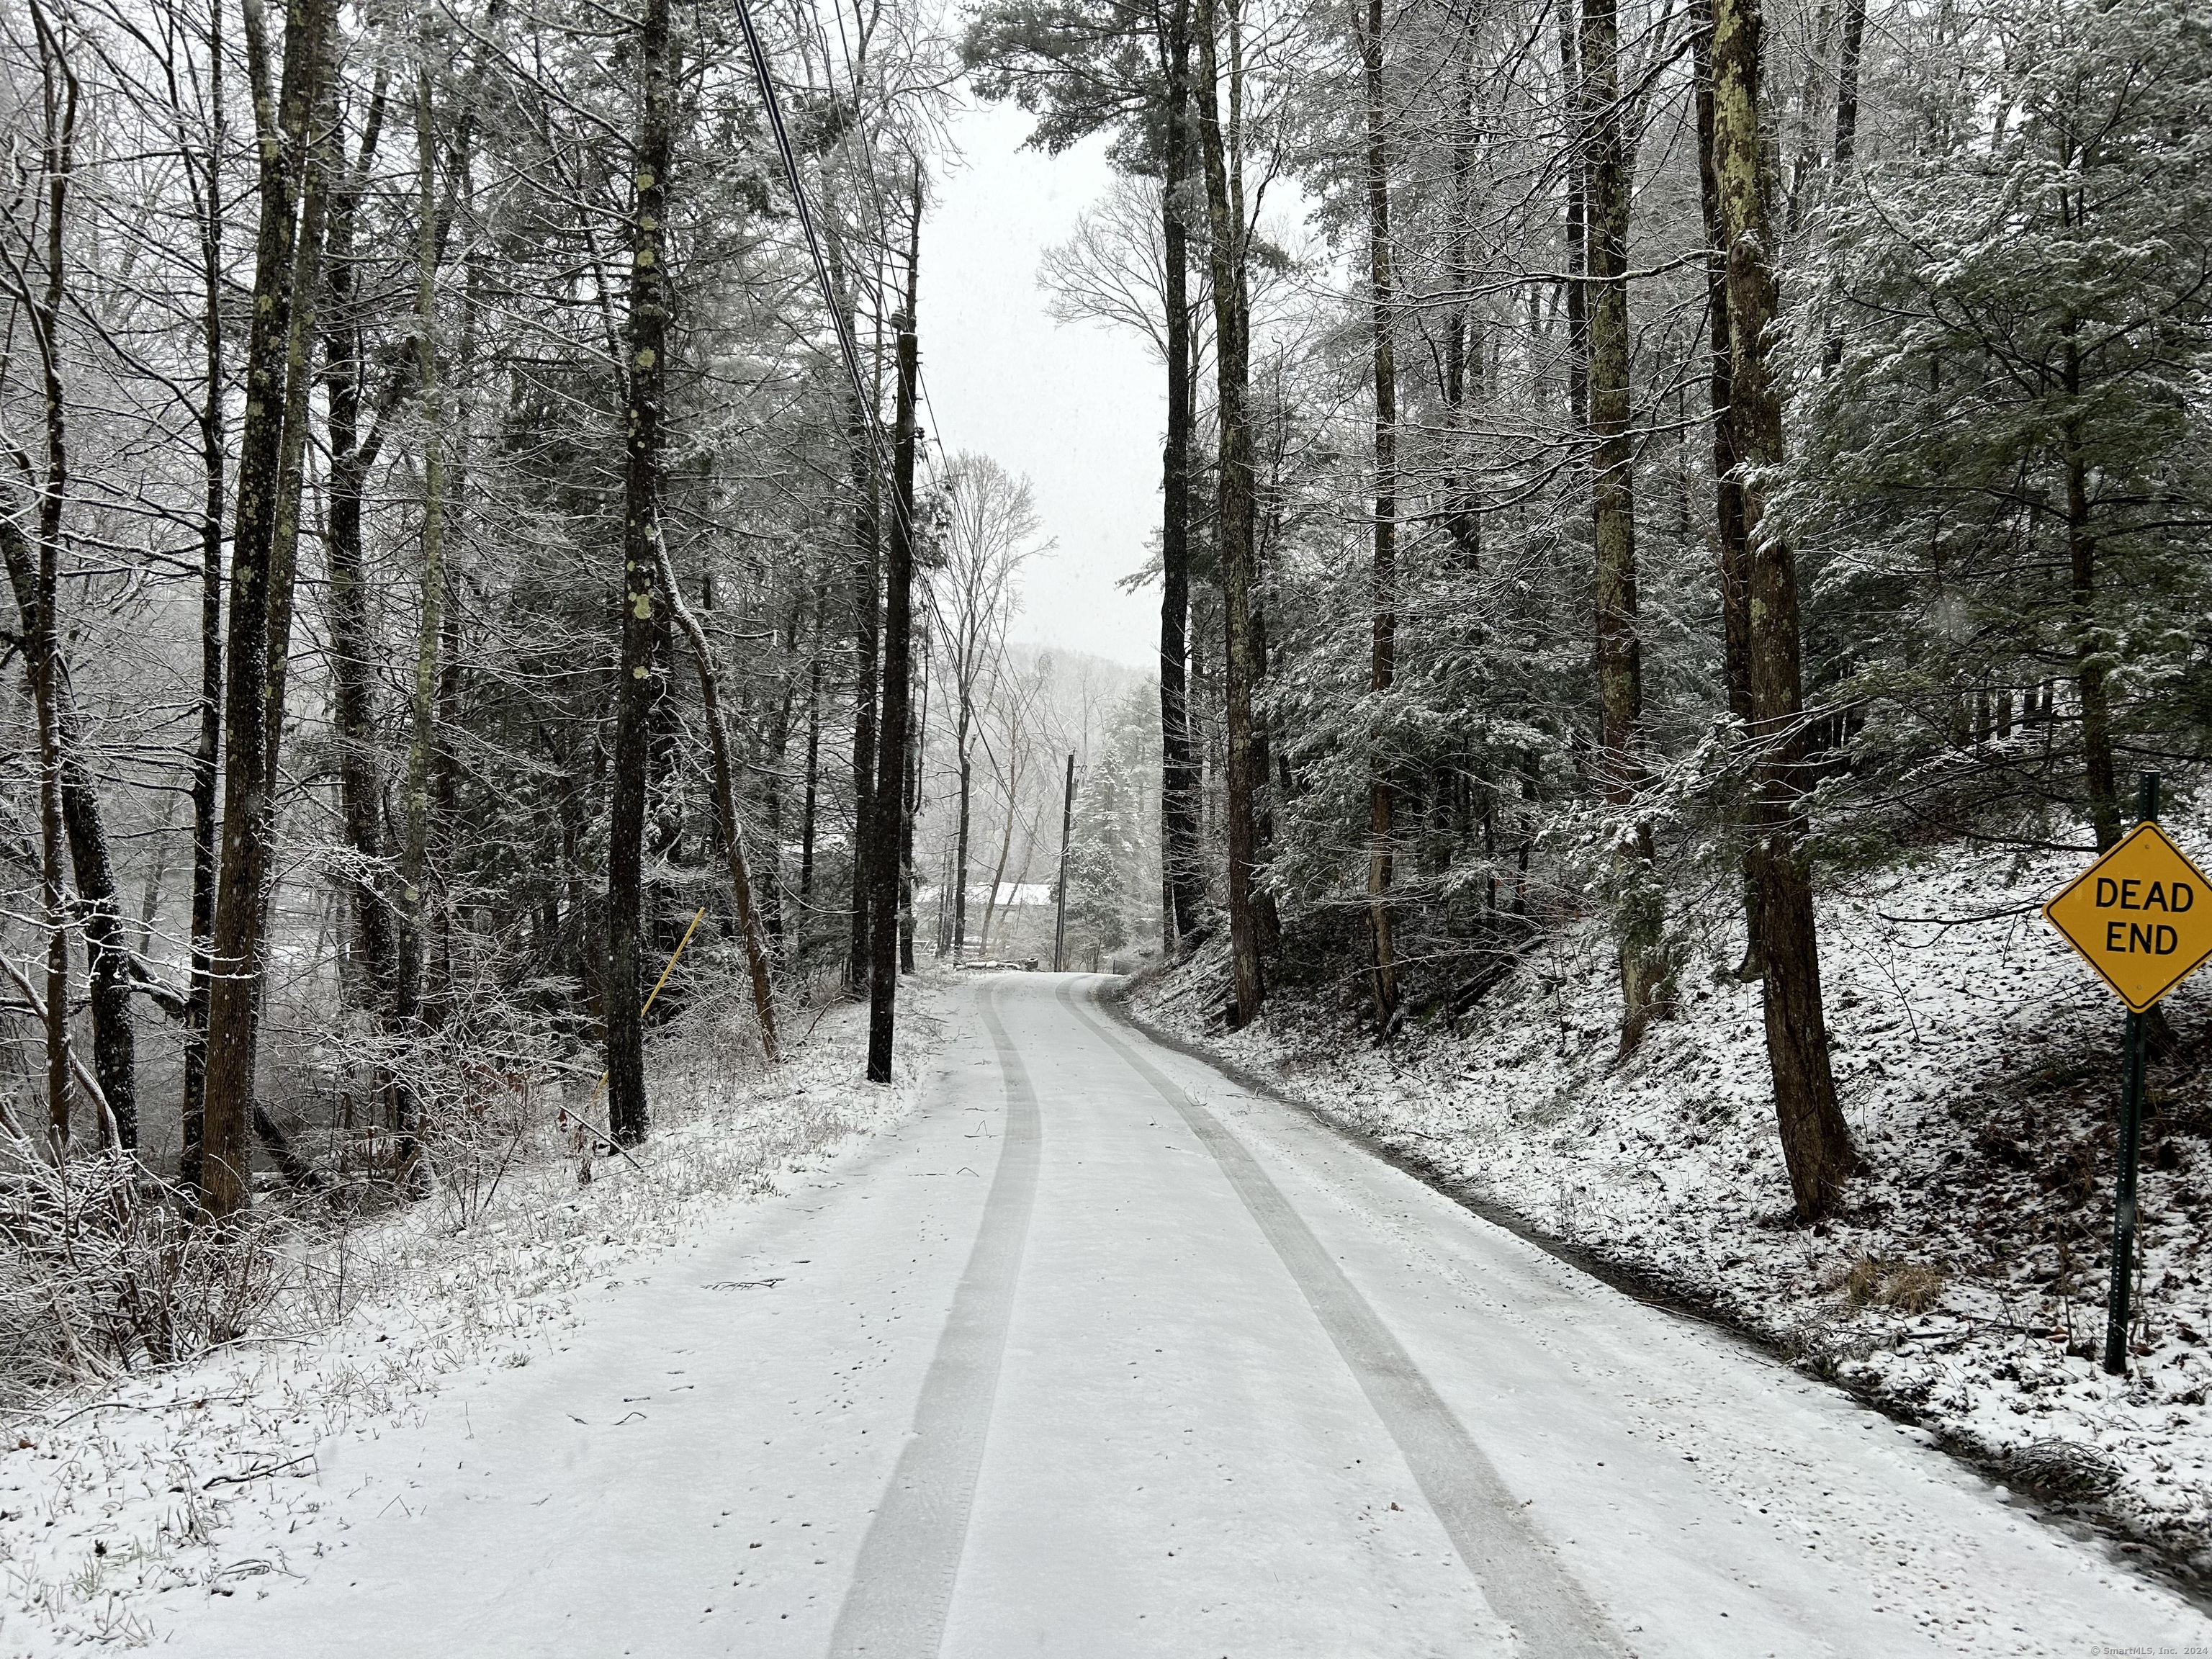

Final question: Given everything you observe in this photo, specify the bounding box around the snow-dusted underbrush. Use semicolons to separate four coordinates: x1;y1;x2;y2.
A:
0;977;946;1653
0;1154;290;1411
1132;835;2212;1577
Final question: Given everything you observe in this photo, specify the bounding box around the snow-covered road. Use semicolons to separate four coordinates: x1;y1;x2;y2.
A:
162;974;2207;1656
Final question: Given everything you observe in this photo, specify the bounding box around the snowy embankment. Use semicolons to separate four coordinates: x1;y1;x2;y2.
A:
1129;833;2212;1581
0;979;947;1655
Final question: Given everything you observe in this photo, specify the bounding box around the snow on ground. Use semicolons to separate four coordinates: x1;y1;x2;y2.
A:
1130;824;2212;1583
0;977;948;1655
38;969;2205;1658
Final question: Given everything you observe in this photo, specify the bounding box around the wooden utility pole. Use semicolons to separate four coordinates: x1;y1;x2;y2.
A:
1053;753;1075;973
866;168;922;1084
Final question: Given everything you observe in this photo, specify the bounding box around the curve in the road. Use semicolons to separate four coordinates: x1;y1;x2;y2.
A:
1063;977;1624;1659
827;986;1043;1658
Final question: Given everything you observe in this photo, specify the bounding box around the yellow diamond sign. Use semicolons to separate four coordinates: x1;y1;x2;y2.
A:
2045;822;2212;1012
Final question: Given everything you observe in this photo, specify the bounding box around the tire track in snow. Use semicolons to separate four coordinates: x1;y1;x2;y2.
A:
827;985;1040;1658
1061;978;1624;1659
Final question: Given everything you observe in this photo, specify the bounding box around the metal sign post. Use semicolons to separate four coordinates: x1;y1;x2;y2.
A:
2105;1002;2149;1375
2044;773;2212;1375
2105;773;2158;1375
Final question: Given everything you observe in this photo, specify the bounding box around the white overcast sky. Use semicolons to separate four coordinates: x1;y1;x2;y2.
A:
922;97;1163;671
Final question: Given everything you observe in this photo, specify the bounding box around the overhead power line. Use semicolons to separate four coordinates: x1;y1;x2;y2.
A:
801;0;953;502
729;0;890;470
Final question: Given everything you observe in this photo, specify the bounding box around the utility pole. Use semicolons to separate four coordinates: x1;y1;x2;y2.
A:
866;168;922;1084
1053;752;1075;973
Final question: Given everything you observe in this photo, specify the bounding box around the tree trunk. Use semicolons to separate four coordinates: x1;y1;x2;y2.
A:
1158;0;1204;953
1195;0;1264;1028
0;519;137;1150
320;60;396;1030
900;691;920;976
1820;0;1864;369
1781;1;1833;235
200;0;329;1218
606;0;672;1146
1693;0;1762;979
656;544;780;1060
1558;0;1588;433
55;768;134;1154
1359;0;1399;1031
262;37;334;810
1443;48;1482;567
136;788;177;957
396;25;446;1053
431;570;466;1015
845;289;882;995
183;0;229;1184
953;703;974;957
1710;0;1855;1220
429;171;486;1025
758;603;798;963
2065;362;2121;850
254;18;337;1029
1584;0;1664;1051
21;2;76;1151
980;745;1022;956
866;174;922;1084
1249;583;1282;958
798;592;823;929
13;9;130;1155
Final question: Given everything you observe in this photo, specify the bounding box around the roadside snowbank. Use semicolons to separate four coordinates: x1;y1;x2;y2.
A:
1130;836;2212;1581
0;979;947;1655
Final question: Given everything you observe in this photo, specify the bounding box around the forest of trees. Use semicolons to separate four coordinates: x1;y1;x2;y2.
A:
0;0;979;1215
971;0;2212;1222
1;0;2206;1233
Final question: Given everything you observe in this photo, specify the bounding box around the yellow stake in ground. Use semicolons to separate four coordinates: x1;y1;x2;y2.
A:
2044;822;2212;1012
